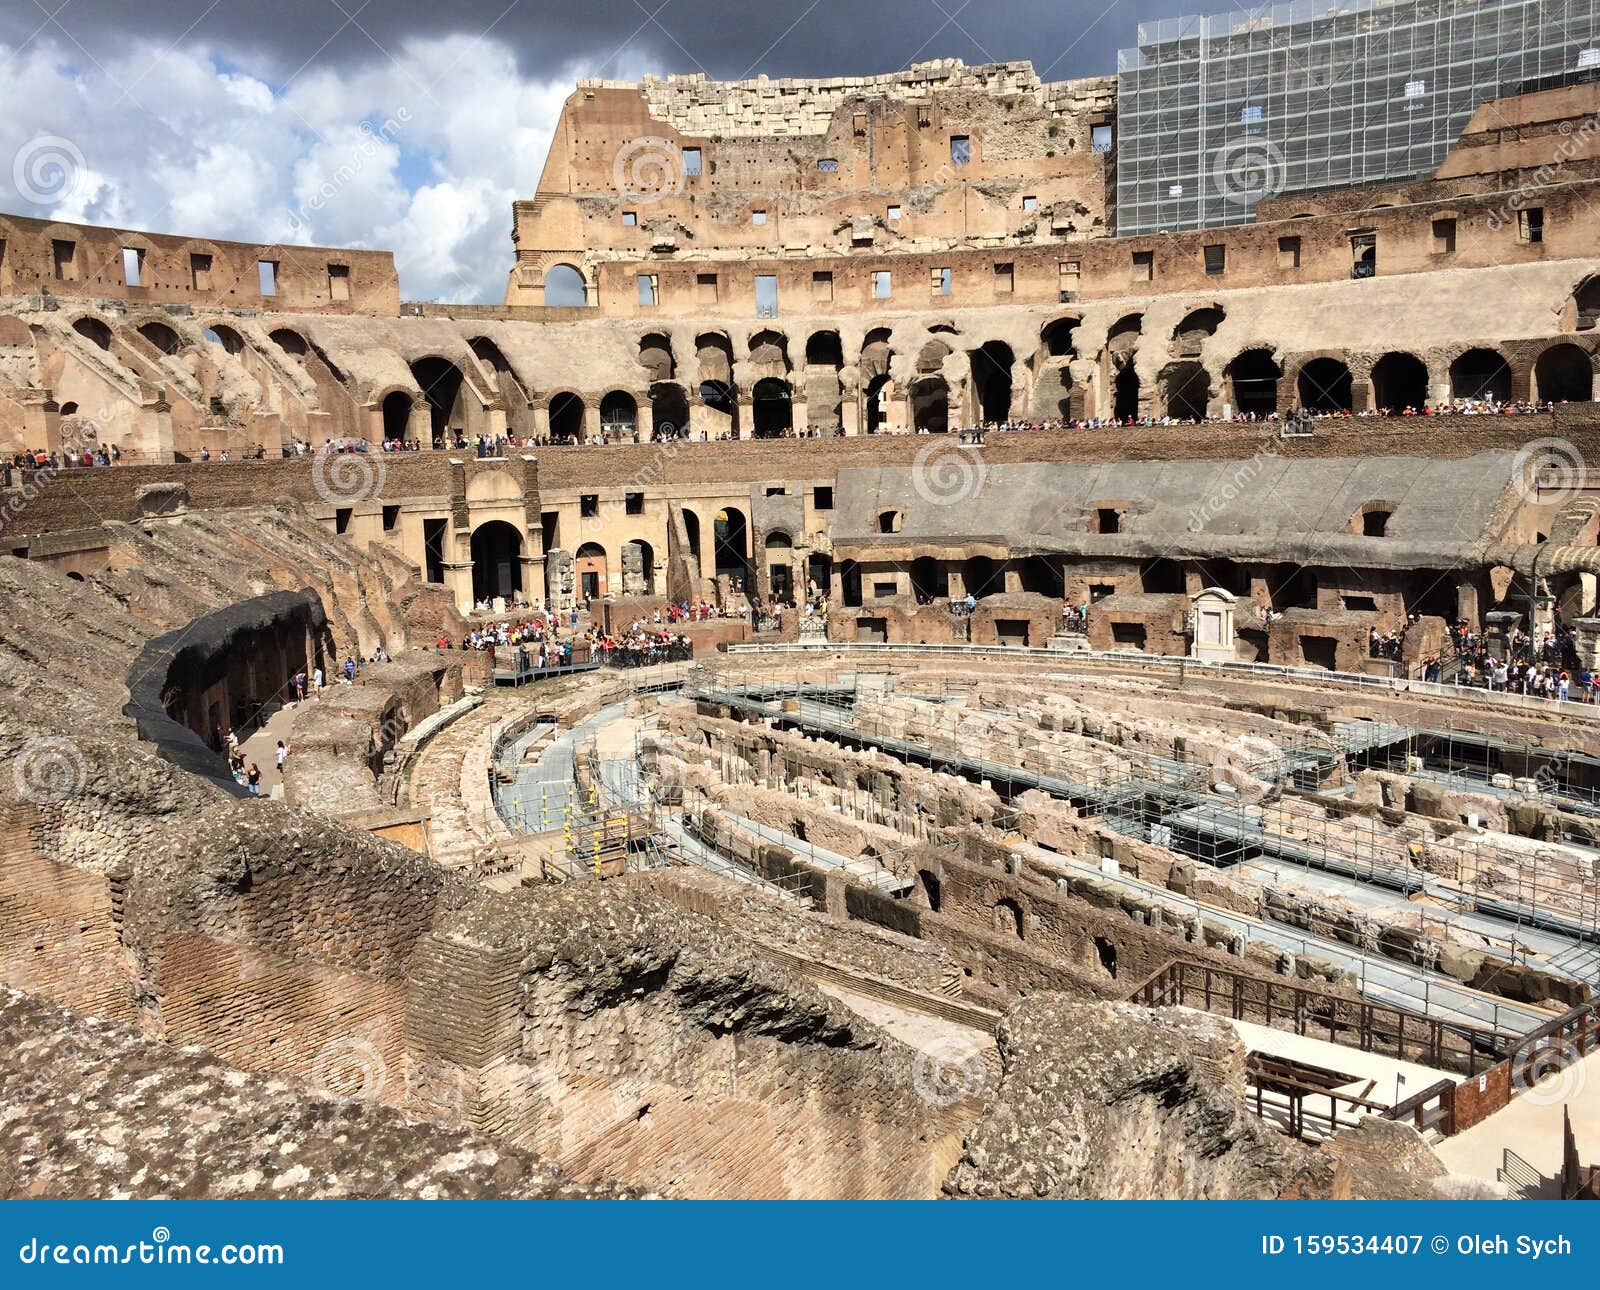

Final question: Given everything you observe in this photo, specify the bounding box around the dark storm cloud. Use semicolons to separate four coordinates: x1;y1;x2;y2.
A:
1;0;1202;83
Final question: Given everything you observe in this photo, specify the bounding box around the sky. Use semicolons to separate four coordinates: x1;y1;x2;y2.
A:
0;0;1201;302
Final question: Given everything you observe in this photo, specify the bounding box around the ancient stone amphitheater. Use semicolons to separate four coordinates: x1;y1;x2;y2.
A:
0;498;1595;1200
7;44;1600;1201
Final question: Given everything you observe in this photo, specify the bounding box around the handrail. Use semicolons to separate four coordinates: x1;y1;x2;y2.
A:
725;642;1600;722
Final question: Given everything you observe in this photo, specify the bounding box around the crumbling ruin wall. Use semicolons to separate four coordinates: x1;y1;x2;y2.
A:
0;988;628;1200
945;995;1312;1199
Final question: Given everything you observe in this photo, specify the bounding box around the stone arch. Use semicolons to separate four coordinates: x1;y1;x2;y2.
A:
910;375;949;433
1172;305;1224;358
1450;347;1512;403
713;507;751;588
1224;348;1280;416
961;554;1003;600
380;389;414;442
1113;365;1140;421
1572;274;1600;331
544;262;588;307
1534;342;1593;403
916;338;953;375
470;520;523;603
599;390;638;441
1296;356;1354;412
137;321;182;355
467;335;532;416
1106;313;1143;421
696;331;738;437
574;541;608;600
747;328;790;374
863;373;893;434
861;330;895;434
411;356;468;442
1159;360;1210;420
268;327;309;357
1370;351;1429;412
969;340;1014;424
1040;315;1080;359
547;390;586;443
910;556;946;601
201;323;244;354
638;332;675;381
751;377;792;438
72;316;112;350
650;382;689;439
1348;499;1400;537
805;330;843;367
804;330;843;432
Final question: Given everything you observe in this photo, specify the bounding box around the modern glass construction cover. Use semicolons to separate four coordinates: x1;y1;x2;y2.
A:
1115;0;1600;235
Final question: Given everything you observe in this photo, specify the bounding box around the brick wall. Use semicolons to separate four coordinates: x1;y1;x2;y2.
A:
7;412;1600;539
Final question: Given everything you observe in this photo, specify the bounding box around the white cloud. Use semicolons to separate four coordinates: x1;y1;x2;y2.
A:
0;33;585;302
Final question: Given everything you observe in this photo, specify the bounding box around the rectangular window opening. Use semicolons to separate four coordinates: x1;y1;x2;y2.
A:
258;260;278;296
121;247;143;287
755;274;778;318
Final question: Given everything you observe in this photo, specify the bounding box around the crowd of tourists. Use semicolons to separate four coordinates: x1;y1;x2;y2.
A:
10;444;121;471
1420;616;1592;700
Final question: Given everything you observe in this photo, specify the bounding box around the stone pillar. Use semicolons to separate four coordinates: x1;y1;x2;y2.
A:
582;403;602;445
638;402;655;442
409;399;432;446
737;401;753;440
532;405;551;442
445;560;474;614
791;398;809;434
1484;609;1521;657
840;398;860;436
1455;578;1480;627
1571;618;1600;670
1509;358;1533;404
689;400;716;442
485;406;508;439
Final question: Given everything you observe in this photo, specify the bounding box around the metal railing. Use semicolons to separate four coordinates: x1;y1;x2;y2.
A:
724;641;1600;722
1129;958;1512;1075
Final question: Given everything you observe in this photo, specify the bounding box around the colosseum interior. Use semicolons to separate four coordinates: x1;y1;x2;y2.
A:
7;28;1600;1204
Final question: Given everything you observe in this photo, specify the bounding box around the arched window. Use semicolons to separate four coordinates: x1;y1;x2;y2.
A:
544;263;588;307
